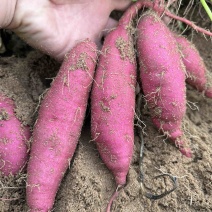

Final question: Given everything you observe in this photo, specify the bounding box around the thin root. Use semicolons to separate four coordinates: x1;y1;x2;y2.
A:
106;185;123;212
137;129;178;200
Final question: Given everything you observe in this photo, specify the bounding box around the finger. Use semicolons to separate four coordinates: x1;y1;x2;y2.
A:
50;0;90;5
94;18;118;50
112;0;132;11
102;17;118;37
106;17;118;30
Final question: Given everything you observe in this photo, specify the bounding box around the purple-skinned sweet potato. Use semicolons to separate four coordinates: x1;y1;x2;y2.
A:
175;35;212;98
26;39;97;212
137;11;191;157
0;93;30;176
91;3;137;189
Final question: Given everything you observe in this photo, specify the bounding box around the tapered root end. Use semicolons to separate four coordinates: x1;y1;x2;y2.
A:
169;131;192;158
114;173;127;186
179;147;192;158
205;88;212;98
174;138;192;158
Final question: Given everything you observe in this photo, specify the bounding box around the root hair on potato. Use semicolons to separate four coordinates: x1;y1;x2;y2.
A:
133;107;147;135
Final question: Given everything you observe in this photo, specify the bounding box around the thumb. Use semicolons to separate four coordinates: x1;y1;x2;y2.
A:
93;18;118;51
102;17;118;37
112;0;132;11
50;0;89;5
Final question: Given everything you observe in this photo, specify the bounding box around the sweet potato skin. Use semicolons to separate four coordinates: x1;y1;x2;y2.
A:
91;17;136;186
26;40;97;212
137;11;191;157
175;35;212;98
0;94;30;176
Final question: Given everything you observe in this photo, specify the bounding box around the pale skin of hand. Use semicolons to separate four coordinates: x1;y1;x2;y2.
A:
4;0;132;61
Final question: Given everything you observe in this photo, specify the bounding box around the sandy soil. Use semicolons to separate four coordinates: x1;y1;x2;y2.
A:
0;7;212;212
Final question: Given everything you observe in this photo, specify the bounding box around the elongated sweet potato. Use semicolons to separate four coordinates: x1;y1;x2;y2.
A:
91;1;137;192
26;39;97;212
175;35;212;98
137;11;191;157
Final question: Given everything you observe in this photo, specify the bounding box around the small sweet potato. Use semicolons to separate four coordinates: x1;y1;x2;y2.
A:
0;93;30;176
175;35;212;98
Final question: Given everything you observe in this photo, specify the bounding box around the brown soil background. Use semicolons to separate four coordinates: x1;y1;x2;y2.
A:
0;6;211;212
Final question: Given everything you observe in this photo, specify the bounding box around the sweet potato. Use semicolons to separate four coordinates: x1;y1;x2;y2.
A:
91;3;137;191
26;39;97;212
0;93;30;176
137;11;191;157
175;35;212;98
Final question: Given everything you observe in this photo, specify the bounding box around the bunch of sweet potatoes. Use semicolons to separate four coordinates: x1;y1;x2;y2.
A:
1;1;211;212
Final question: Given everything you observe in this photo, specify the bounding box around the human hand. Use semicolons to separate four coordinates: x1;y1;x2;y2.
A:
2;0;132;61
